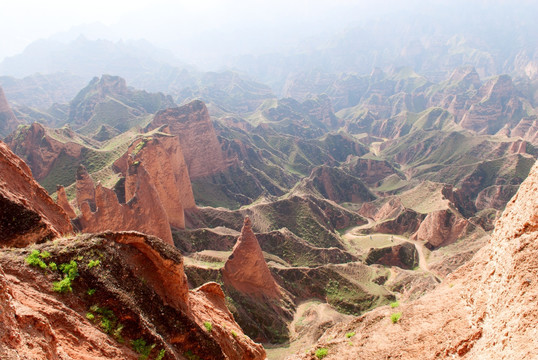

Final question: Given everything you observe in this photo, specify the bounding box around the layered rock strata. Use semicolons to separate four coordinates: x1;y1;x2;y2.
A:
76;162;173;245
113;132;195;229
0;141;72;247
222;216;281;298
146;100;228;179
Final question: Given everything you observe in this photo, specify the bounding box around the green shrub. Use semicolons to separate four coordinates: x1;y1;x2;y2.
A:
156;349;166;360
391;312;402;324
315;348;328;359
87;288;96;296
345;331;355;338
25;250;47;269
88;259;101;268
60;260;79;279
48;262;58;271
86;313;95;321
231;330;238;338
131;338;155;360
52;277;73;293
390;301;400;308
204;321;213;332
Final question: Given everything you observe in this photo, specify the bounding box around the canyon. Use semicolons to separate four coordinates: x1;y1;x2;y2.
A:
0;14;537;359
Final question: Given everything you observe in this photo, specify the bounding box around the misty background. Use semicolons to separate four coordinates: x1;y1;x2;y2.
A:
1;0;537;98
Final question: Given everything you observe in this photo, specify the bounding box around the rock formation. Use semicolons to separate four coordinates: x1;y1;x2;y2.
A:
293;160;538;360
365;242;419;270
0;231;266;359
56;185;76;219
0;141;72;247
222;217;281;298
5;122;84;181
0;86;21;137
75;165;96;211
76;161;174;245
113;132;195;229
146;100;228;179
460;75;523;134
411;209;472;249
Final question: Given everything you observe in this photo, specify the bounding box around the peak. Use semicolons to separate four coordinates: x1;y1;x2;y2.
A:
243;216;252;229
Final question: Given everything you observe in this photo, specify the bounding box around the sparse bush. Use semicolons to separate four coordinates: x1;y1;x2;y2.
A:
391;312;402;323
48;262;57;271
315;348;328;359
88;259;101;268
156;349;166;360
131;338;155;360
231;330;238;338
87;288;96;296
52;276;73;293
345;331;355;338
390;301;400;308
86;313;95;321
204;321;213;332
25;250;48;269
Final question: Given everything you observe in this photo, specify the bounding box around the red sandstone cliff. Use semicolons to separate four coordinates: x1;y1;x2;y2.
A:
0;86;21;137
0;141;72;247
0;231;266;360
145;101;228;179
5;122;84;181
56;185;76;219
222;217;281;298
114;132;195;229
292;160;538;360
76;161;174;245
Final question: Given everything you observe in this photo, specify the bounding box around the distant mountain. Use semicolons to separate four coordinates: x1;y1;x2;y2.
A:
0;36;185;81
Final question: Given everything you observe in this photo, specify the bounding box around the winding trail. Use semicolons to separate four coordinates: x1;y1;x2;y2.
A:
342;217;442;281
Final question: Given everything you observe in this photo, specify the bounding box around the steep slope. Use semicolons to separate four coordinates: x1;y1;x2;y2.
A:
75;161;174;245
68;75;175;135
0;86;21;138
146;101;229;179
0;141;72;247
222;217;281;298
291;160;538;360
113;132;196;229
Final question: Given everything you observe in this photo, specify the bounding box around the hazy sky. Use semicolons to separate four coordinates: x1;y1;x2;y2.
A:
1;0;534;69
0;0;422;63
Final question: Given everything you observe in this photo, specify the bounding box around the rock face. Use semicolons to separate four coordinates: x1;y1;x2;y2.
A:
293;160;538;360
0;141;72;247
411;209;472;249
56;185;76;219
113;132;195;229
0;86;21;137
146;101;228;179
5;122;84;181
76;161;174;245
0;231;266;360
365;242;419;270
459;75;523;134
222;217;281;298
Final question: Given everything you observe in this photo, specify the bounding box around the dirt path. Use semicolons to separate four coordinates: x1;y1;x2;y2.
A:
342;219;442;281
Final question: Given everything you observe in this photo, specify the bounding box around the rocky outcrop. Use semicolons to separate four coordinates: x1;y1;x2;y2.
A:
76;160;173;245
365;242;419;270
0;231;266;360
344;157;402;186
5;122;84;181
0;141;72;247
222;217;281;298
0;86;21;138
75;165;96;211
298;166;376;204
292;160;538;360
146;101;228;179
56;185;76;219
411;209;472;249
113;133;195;229
460;75;524;134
